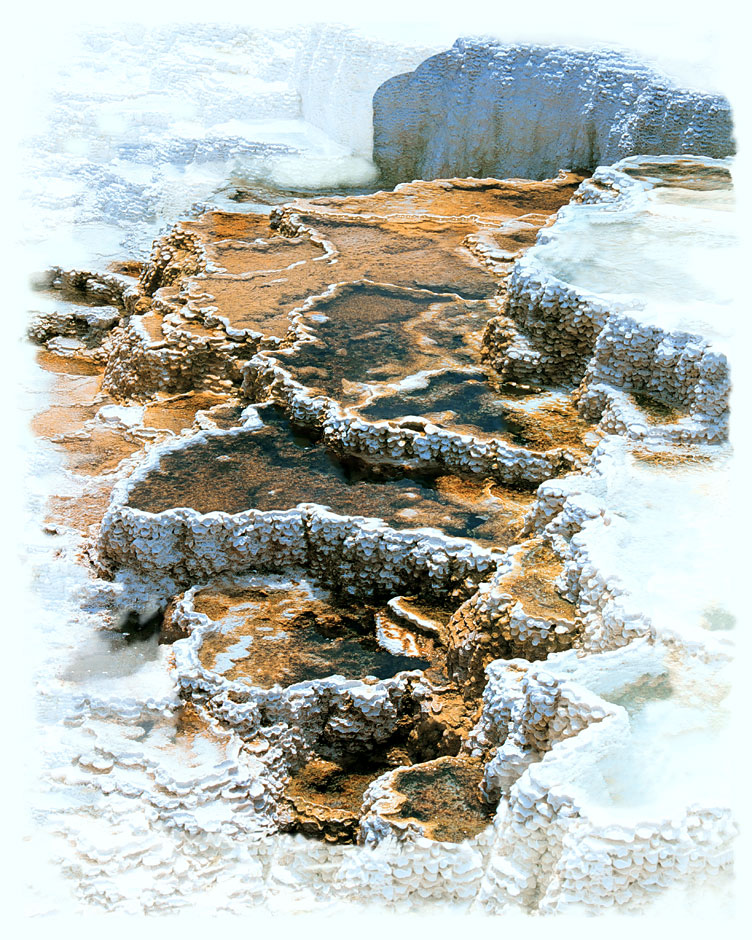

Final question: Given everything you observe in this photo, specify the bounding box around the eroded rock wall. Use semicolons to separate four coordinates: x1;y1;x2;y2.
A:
373;41;734;186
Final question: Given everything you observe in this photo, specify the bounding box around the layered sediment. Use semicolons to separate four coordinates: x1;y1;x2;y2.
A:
27;156;735;914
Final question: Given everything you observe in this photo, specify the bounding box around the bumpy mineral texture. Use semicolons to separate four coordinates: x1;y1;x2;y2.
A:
28;158;735;914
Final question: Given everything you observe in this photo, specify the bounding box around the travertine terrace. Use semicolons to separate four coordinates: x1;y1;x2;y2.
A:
26;147;736;914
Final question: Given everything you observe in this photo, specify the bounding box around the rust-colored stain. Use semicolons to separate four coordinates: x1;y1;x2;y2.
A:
498;538;576;622
188;217;326;276
290;173;584;223
281;285;495;404
30;346;138;525
138;311;166;344
503;396;598;457
175;700;212;737
193;582;437;687
629;392;681;426
142;391;230;433
126;407;533;549
631;446;713;468
282;757;389;843
48;427;142;477
388;755;495;842
153;174;581;349
31;401;104;439
35;348;104;376
45;489;113;533
108;260;143;278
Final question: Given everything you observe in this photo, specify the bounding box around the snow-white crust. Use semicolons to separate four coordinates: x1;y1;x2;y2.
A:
487;156;733;442
26;23;440;268
467;656;735;912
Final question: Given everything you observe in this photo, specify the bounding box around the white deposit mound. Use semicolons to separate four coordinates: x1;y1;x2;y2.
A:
477;157;736;910
532;156;736;348
22;23;439;269
489;156;734;443
373;40;734;184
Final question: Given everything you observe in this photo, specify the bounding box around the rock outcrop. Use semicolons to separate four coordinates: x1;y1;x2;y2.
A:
373;41;734;186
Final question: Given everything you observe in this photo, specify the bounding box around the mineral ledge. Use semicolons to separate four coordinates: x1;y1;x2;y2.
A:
27;156;736;914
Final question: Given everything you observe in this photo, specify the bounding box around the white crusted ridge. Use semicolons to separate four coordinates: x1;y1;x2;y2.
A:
97;418;503;594
486;155;733;443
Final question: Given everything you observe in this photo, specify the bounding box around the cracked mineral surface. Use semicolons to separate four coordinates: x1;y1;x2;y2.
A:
19;24;738;919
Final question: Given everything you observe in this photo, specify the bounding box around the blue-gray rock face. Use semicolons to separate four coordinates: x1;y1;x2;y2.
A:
373;40;735;184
